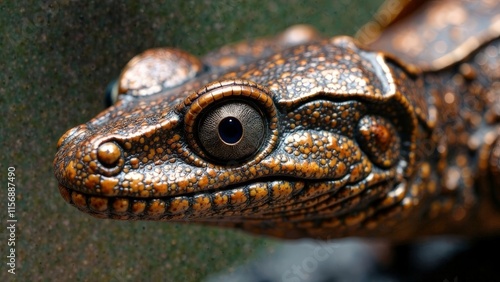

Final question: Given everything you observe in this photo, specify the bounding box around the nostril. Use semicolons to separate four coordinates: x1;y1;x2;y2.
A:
97;142;122;168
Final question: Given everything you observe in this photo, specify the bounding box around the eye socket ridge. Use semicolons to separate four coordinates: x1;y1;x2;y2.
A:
196;99;268;163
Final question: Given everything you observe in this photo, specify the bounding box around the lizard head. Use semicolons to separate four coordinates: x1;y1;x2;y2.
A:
54;37;432;239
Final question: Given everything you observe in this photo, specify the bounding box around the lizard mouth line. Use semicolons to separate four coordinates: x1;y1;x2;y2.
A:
58;170;398;221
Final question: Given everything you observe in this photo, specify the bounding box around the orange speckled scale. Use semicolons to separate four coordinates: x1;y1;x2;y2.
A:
55;0;500;241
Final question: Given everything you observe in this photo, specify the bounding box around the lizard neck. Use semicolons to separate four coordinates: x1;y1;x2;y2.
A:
422;37;500;236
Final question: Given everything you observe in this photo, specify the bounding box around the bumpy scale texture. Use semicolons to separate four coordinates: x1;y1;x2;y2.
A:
54;0;500;241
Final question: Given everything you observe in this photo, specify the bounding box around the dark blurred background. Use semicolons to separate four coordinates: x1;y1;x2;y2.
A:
1;1;385;280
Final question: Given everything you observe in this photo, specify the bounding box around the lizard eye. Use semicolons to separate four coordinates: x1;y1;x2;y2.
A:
182;80;279;165
197;101;266;161
356;115;400;168
105;79;119;107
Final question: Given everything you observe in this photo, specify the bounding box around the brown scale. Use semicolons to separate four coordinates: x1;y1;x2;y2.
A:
54;0;500;241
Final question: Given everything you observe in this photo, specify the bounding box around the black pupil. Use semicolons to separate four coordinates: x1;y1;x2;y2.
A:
218;117;243;144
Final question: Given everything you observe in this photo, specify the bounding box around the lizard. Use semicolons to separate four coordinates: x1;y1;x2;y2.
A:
54;0;500;241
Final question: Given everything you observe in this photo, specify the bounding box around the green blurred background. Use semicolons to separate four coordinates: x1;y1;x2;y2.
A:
1;1;383;280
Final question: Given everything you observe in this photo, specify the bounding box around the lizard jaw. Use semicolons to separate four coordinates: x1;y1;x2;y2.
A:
58;168;399;225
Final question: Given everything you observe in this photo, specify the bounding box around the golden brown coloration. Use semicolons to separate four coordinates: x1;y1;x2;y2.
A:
54;1;500;240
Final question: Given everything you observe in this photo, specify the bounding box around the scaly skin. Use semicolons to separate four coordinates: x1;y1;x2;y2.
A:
54;0;500;241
